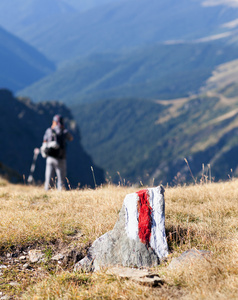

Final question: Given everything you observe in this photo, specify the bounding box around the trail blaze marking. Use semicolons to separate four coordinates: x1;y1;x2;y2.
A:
137;189;152;245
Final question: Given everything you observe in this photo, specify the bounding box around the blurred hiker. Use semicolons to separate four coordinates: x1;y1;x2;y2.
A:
41;115;73;190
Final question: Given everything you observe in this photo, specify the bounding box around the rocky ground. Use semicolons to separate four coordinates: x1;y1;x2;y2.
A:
0;233;89;299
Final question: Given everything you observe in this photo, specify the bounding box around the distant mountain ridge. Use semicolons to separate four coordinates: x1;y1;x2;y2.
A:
0;89;105;187
2;0;238;186
1;0;238;63
21;1;238;62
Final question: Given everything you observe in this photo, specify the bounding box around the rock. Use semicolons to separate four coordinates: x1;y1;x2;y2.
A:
19;256;26;260
131;275;164;287
0;265;7;269
107;267;150;278
51;253;64;261
107;266;164;287
23;263;29;269
28;250;43;263
9;281;19;286
75;186;168;272
168;249;211;269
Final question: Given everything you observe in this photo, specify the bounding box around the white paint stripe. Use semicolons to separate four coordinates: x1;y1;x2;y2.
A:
124;187;168;259
124;192;139;240
149;187;169;258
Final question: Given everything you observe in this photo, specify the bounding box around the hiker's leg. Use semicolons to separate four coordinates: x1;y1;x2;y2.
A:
55;159;67;191
44;157;54;190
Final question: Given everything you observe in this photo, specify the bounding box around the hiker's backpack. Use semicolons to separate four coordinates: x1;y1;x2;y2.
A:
41;129;66;159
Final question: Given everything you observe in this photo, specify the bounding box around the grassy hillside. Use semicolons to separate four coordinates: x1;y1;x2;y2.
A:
18;41;238;103
201;59;238;96
0;179;237;299
74;92;238;185
0;26;55;92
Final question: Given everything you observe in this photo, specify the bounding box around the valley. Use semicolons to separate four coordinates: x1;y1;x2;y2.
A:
1;0;238;185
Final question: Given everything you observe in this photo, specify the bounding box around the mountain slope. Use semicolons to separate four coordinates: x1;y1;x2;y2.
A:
0;0;76;37
0;0;237;63
74;92;238;185
0;26;55;92
200;58;238;97
65;0;116;12
18;41;238;104
0;161;23;183
13;0;238;62
0;89;105;187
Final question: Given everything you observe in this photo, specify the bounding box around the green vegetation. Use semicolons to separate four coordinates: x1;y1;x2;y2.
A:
19;42;238;104
75;93;238;185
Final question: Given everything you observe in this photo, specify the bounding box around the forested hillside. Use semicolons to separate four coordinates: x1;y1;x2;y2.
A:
0;89;105;187
75;92;238;185
18;41;238;104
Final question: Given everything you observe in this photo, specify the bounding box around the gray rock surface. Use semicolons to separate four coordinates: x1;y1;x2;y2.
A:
28;250;43;263
75;186;168;272
168;249;211;269
107;266;164;287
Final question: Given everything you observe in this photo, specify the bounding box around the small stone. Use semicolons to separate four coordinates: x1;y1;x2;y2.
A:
51;254;64;261
6;253;11;258
9;281;19;287
0;265;7;269
19;256;26;260
131;275;164;287
168;249;211;269
107;266;164;287
23;263;29;269
107;267;150;278
28;250;43;263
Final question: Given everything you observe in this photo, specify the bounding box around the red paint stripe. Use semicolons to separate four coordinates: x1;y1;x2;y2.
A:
137;189;152;245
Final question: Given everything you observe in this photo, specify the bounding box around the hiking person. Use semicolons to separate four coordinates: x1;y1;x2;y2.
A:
41;115;73;191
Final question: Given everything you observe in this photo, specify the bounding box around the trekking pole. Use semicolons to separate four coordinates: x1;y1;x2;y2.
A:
27;148;40;184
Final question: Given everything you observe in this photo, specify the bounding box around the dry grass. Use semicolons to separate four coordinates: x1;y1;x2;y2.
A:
0;182;131;251
0;177;237;299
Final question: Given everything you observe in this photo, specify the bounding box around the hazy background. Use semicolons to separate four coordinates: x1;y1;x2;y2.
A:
1;0;238;185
